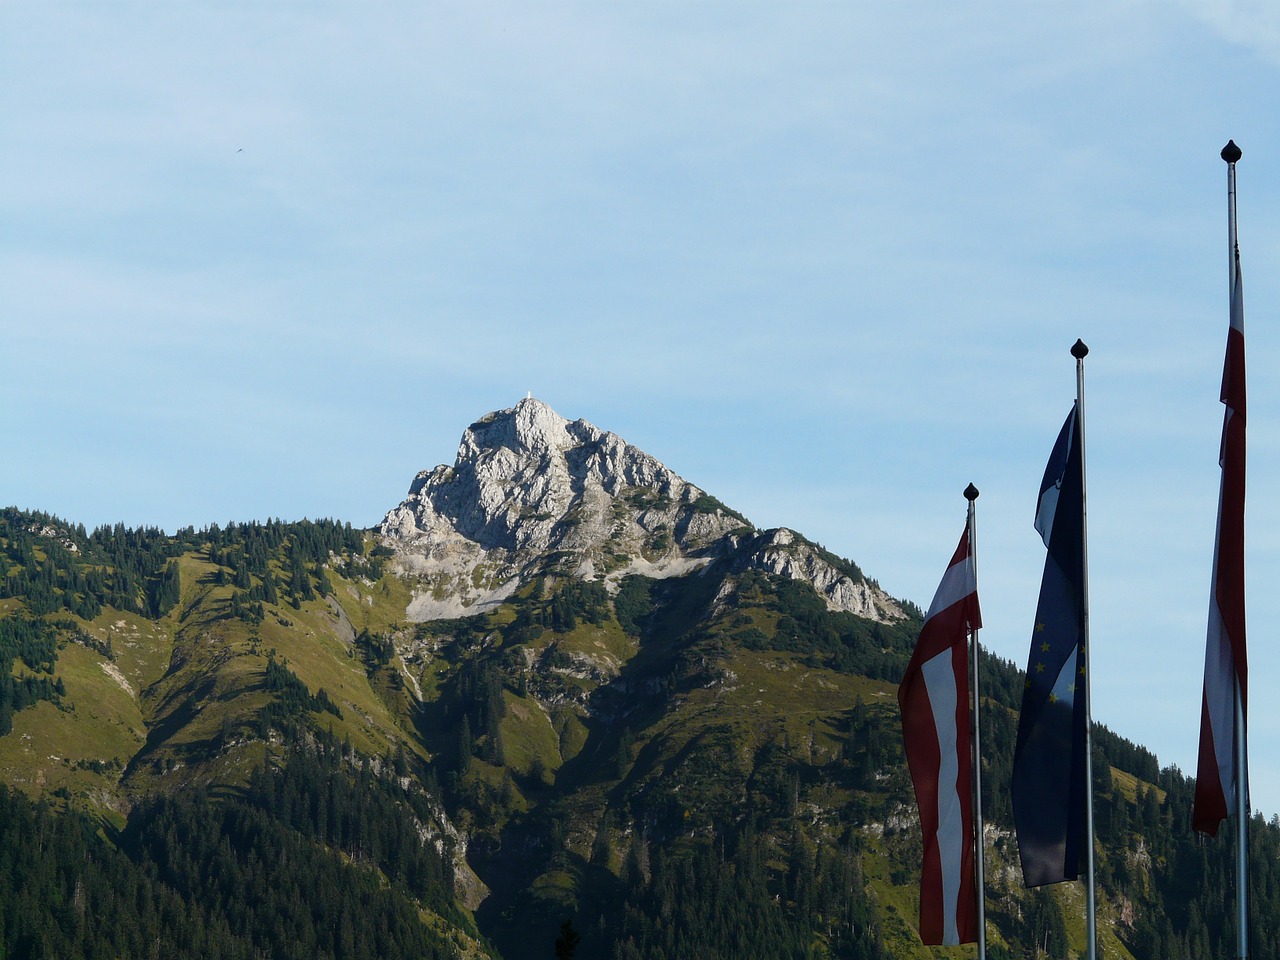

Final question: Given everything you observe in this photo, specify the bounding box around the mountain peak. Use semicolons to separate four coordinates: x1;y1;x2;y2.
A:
457;396;573;462
380;399;742;618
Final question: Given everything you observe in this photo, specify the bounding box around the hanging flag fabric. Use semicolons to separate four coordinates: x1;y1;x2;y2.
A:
899;524;982;945
1013;404;1088;887
1194;243;1248;835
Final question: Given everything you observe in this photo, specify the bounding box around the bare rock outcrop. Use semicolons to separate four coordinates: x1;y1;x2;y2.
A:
379;397;907;625
379;398;745;618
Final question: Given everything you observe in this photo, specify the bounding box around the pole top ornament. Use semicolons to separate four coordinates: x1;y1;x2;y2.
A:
1222;140;1242;163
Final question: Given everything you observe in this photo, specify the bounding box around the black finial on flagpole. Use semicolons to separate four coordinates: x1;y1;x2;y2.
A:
964;483;979;502
1222;140;1242;164
1071;339;1089;359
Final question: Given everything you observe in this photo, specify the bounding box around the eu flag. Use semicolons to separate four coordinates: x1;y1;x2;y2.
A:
1012;403;1088;887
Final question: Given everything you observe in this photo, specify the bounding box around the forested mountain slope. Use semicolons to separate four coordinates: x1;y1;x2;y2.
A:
0;398;1276;960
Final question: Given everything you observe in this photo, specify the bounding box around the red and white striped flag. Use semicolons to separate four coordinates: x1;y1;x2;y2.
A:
899;523;982;944
1194;238;1247;836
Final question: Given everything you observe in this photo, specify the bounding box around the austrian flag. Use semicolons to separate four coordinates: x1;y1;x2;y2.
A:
898;524;982;945
1194;226;1248;835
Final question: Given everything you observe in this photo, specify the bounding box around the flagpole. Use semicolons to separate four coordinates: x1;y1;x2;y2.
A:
1223;137;1250;960
1071;338;1098;960
1236;665;1250;960
964;482;987;960
1236;655;1249;960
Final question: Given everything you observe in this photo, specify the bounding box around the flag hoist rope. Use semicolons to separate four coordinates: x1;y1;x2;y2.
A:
1071;338;1098;960
964;482;987;960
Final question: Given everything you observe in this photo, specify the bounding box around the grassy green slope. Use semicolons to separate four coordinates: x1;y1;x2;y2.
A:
0;516;489;958
419;561;1192;960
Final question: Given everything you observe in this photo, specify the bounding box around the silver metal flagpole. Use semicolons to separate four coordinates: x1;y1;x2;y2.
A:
1223;137;1250;960
964;482;987;960
1071;338;1098;960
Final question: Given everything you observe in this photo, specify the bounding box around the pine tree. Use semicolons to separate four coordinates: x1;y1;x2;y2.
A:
554;919;580;960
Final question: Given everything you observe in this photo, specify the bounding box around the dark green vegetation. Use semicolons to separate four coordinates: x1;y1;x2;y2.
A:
0;614;66;735
0;743;466;960
0;505;1278;959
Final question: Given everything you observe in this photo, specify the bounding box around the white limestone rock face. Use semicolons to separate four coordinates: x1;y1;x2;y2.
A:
731;527;907;622
379;397;909;625
378;398;748;619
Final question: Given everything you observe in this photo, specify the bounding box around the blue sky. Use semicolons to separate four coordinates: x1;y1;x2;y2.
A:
5;2;1280;819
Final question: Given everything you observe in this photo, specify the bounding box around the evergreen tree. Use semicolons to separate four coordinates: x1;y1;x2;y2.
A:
554;919;580;960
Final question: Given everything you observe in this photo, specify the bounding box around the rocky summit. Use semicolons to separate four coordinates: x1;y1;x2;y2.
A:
378;396;906;623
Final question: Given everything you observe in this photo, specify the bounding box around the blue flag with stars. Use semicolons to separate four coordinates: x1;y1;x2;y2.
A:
1012;403;1088;887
